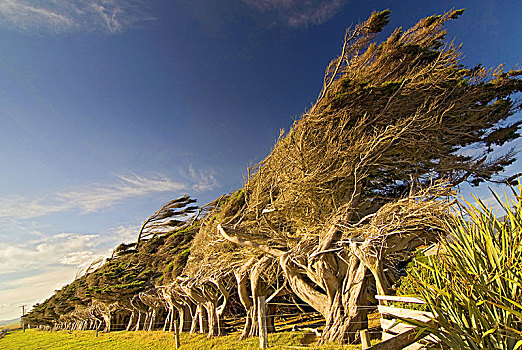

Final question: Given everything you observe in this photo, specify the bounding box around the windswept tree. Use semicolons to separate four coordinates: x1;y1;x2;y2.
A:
136;195;198;247
23;9;522;345
207;9;522;343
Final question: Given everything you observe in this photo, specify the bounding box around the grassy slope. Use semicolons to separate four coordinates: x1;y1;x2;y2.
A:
0;329;375;349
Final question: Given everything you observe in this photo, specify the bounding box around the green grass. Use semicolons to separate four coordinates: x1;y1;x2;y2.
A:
0;329;373;349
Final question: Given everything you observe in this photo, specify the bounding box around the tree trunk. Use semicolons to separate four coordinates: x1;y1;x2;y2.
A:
189;307;198;334
126;311;136;331
279;248;373;344
235;256;273;339
147;309;156;331
235;263;254;339
320;256;369;343
205;301;219;337
181;304;192;332
102;313;111;332
218;215;436;345
197;304;208;333
266;304;276;333
134;311;142;331
163;308;172;332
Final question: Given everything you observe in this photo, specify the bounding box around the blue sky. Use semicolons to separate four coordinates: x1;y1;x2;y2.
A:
0;0;521;320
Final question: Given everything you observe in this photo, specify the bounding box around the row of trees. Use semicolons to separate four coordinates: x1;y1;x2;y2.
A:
24;9;521;345
24;196;198;332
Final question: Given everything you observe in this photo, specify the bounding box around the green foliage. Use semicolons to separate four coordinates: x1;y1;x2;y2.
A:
366;9;391;33
163;261;175;274
403;183;522;349
179;247;191;259
395;251;440;311
171;222;199;236
105;280;146;292
159;247;191;284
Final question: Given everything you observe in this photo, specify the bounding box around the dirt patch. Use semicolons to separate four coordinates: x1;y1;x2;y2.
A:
300;331;320;345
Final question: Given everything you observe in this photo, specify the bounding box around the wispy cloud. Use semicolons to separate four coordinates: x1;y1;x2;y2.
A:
58;250;102;266
0;173;189;219
108;224;140;244
0;0;154;34
0;232;107;274
188;165;219;192
242;0;347;27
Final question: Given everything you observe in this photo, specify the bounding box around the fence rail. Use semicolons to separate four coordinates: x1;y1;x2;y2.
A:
365;295;438;350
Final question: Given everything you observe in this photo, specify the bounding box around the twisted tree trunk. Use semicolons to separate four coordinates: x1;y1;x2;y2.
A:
126;311;136;331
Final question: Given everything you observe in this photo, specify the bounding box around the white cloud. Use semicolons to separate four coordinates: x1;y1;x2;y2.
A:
0;171;220;220
56;174;187;213
0;173;187;219
108;224;140;244
0;226;125;319
0;223;142;319
0;0;154;34
0;225;136;319
0;0;73;30
57;250;100;266
0;267;78;320
1;267;77;292
0;233;104;274
0;223;140;275
242;0;346;27
0;218;46;239
188;165;219;192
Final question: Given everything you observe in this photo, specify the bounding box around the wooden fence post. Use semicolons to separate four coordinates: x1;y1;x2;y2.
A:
257;296;268;349
360;329;371;349
174;317;181;349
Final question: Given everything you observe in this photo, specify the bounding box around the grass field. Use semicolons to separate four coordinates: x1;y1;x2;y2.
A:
0;329;376;349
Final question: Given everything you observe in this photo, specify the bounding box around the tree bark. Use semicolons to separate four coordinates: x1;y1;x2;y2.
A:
163;308;171;332
126;311;136;331
320;255;369;343
197;305;209;333
234;259;255;339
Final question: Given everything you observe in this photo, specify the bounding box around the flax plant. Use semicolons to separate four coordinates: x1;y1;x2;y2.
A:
407;183;522;349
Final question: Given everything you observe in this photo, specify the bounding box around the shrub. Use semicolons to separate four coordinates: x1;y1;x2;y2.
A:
403;183;522;349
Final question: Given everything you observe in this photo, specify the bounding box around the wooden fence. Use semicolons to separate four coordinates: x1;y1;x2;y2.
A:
365;295;438;350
